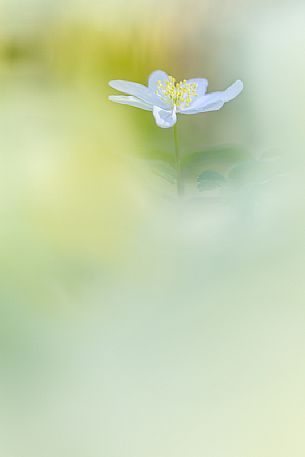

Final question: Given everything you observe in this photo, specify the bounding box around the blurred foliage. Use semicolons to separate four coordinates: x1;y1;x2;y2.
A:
0;0;299;307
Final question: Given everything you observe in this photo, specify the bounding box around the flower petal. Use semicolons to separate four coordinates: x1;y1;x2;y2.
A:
196;100;225;113
109;80;155;105
153;106;177;128
181;80;244;114
148;70;169;90
186;78;208;96
109;78;168;109
108;95;153;111
180;99;225;114
222;79;244;102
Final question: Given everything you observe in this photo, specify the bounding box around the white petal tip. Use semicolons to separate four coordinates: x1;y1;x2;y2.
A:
236;79;244;92
226;80;244;101
108;80;124;90
108;95;121;103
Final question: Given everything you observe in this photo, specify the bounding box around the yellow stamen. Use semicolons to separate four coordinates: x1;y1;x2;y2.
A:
156;75;198;108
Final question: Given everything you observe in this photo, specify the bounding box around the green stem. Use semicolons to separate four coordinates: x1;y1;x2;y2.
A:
173;123;184;197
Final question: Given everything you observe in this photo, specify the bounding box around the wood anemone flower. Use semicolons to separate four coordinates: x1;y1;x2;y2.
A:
109;70;244;128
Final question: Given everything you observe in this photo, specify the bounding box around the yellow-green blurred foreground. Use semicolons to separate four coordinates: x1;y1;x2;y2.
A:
0;0;305;456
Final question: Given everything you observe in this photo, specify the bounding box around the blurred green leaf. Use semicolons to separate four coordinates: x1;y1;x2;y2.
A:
227;159;257;182
227;158;275;185
197;170;226;191
149;160;176;184
182;145;250;185
144;150;175;166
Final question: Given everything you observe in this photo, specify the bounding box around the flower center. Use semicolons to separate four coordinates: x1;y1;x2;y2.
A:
156;76;198;108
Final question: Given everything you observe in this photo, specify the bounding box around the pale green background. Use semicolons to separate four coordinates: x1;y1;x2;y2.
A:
0;0;305;456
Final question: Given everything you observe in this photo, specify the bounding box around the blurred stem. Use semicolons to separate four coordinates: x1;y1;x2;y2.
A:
173;123;184;197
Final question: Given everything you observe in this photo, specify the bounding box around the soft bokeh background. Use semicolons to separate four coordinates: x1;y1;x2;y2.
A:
1;0;305;456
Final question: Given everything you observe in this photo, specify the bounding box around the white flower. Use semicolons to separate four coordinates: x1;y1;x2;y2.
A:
108;70;243;128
